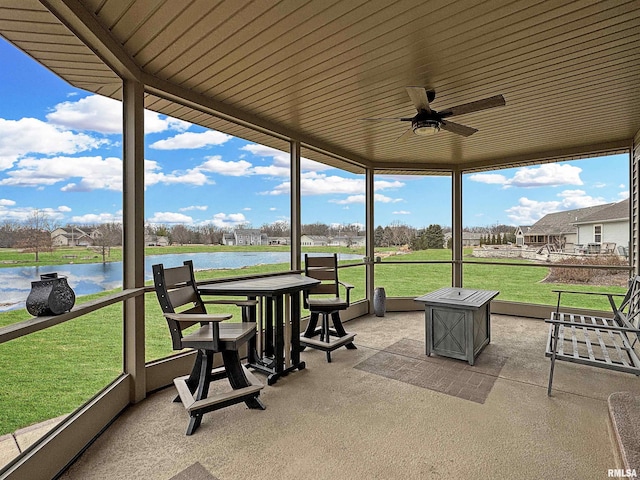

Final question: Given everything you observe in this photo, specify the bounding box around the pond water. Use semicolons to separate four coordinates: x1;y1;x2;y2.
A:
0;251;363;312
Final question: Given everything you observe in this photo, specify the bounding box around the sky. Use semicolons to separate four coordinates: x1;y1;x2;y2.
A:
0;39;630;231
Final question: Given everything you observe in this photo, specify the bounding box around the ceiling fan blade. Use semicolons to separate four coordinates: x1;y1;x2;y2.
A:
360;117;413;121
405;86;431;112
439;94;505;117
440;120;477;137
396;126;416;141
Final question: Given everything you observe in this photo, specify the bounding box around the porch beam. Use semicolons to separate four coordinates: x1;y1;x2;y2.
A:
40;0;141;81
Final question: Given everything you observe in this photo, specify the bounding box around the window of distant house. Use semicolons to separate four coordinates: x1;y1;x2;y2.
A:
594;224;602;243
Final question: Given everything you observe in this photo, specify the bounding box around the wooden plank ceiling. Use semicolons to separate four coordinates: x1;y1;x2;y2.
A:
0;0;638;173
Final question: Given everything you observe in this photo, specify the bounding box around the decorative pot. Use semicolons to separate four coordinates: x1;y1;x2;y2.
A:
373;287;386;317
26;273;75;316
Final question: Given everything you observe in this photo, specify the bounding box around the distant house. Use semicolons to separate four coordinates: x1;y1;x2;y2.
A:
525;199;629;252
300;235;329;246
573;198;629;253
223;229;268;246
268;236;290;245
328;235;366;248
145;235;169;246
51;227;93;247
514;226;531;247
461;232;482;247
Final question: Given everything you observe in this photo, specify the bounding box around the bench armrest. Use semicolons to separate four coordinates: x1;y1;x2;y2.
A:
552;289;624;316
551;289;624;297
338;281;354;304
545;316;640;334
339;281;354;290
163;313;232;323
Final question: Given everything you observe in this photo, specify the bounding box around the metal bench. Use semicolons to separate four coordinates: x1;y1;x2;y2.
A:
545;276;640;395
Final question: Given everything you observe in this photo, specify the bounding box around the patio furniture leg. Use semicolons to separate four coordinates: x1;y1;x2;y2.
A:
174;349;205;403
300;312;320;351
222;350;265;410
322;312;332;363
331;311;357;349
547;324;559;396
186;413;203;436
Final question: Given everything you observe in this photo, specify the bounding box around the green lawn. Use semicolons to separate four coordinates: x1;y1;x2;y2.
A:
0;247;628;435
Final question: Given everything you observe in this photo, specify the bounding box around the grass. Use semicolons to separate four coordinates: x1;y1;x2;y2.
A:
0;246;629;436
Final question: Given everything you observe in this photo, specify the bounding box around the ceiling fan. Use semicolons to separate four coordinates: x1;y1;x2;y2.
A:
361;87;505;139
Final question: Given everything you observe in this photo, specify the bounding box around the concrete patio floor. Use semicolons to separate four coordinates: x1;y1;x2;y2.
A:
9;311;640;479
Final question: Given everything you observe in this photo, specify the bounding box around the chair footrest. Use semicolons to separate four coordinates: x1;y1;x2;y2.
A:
300;332;356;352
174;366;264;414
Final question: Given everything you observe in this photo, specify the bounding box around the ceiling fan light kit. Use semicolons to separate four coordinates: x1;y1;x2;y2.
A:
413;119;440;135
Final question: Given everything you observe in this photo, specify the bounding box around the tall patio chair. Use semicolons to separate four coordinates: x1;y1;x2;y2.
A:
152;260;265;435
300;254;357;362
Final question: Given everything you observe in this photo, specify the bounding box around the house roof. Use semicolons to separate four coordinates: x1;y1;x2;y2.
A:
573;198;630;225
526;203;616;236
301;235;329;242
0;1;637;175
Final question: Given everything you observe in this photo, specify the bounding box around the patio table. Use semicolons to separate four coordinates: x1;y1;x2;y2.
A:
199;274;320;385
415;287;499;365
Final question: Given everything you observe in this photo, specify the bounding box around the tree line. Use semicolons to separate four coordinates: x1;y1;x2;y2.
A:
0;210;517;261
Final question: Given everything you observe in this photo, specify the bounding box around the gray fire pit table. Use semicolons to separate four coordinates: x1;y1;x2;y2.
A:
415;287;499;365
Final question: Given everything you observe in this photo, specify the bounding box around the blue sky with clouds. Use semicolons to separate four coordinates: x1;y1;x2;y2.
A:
0;39;629;230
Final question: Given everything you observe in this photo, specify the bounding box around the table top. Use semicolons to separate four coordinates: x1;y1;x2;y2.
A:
199;274;320;296
415;287;499;309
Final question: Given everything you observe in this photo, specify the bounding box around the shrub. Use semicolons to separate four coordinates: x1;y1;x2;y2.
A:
548;255;629;284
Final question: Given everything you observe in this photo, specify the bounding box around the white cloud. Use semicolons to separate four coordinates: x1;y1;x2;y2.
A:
505;189;607;224
46;94;191;134
199;156;252;176
0;199;16;206
467;173;507;185
147;212;194;224
509;164;583;187
329;193;403;205
149;130;231;150
297;174;363;195
619;190;630;199
57;205;72;212
264;174;404;197
393;210;411;215
179;205;208;212
0;206;66;223
145;160;211;187
1;155;211;192
71;212;122;223
0;156;123;191
469;163;583;188
252;164;290;177
208;212;247;228
0;117;108;170
241;144;332;173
